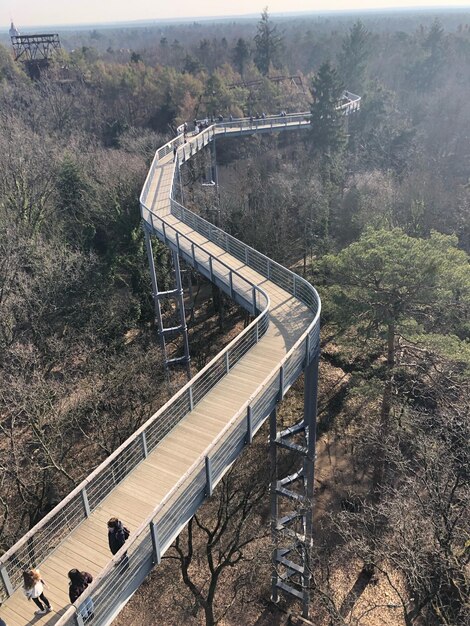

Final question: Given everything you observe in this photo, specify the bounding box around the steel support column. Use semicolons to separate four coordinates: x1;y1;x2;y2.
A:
270;407;279;604
302;354;319;618
172;249;191;380
271;353;319;619
144;226;167;359
143;224;191;381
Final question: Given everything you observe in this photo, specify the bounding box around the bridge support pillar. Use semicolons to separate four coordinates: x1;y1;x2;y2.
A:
270;353;319;619
143;224;191;381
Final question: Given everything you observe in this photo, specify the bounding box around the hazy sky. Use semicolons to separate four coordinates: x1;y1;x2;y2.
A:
3;0;470;28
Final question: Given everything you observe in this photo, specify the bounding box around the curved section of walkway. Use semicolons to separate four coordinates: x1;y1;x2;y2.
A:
0;99;360;626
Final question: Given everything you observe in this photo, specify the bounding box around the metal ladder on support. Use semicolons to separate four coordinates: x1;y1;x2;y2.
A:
271;356;319;618
143;224;191;380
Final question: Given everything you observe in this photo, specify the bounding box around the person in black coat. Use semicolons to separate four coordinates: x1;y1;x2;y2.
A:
107;517;129;555
68;570;94;622
68;569;93;604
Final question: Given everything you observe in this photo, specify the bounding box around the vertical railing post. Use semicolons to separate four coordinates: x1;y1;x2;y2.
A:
192;243;196;265
246;406;253;444
209;256;214;281
305;333;311;366
81;487;91;518
149;521;161;565
189;386;194;411
229;271;234;299
141;431;148;459
205;457;213;497
0;565;14;598
75;612;85;626
279;366;284;401
225;351;230;374
252;287;257;316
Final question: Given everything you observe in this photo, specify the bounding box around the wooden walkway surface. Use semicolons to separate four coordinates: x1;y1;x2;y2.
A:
0;128;312;626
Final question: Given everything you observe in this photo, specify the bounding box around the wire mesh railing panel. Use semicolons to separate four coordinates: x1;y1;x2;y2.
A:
227;327;257;369
269;262;294;293
156;466;207;547
211;256;231;284
295;279;319;310
210;417;248;478
308;324;321;361
251;375;280;432
246;248;269;276
1;491;85;599
226;236;246;263
230;273;254;303
192;358;227;406
284;343;306;391
145;392;191;451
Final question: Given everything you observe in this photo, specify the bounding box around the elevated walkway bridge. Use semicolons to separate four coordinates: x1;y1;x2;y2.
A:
0;94;360;626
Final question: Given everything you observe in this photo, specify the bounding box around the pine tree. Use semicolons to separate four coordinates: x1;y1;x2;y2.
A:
310;61;345;157
338;20;371;93
254;8;283;76
233;38;250;77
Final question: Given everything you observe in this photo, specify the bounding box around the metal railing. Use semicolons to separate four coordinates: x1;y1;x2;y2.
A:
213;92;361;135
0;112;325;625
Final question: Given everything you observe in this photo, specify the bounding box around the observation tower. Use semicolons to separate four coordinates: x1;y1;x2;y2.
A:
10;21;61;79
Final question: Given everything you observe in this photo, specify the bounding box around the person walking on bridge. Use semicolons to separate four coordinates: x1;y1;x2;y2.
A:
68;569;94;622
107;517;130;555
108;517;130;571
22;569;52;616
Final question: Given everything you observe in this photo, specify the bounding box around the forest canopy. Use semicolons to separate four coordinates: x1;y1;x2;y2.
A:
0;7;469;626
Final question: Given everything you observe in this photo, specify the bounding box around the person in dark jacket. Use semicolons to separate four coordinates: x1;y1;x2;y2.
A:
68;569;93;604
107;517;129;555
68;570;94;622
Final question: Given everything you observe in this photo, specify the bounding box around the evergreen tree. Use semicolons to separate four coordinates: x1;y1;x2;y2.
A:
408;18;446;89
338;20;371;93
310;61;345;157
233;37;250;76
254;8;283;76
323;228;470;486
